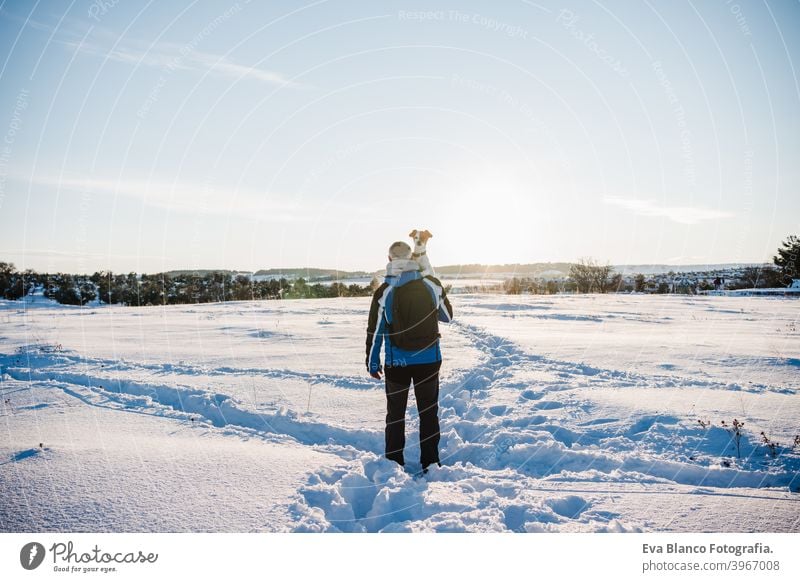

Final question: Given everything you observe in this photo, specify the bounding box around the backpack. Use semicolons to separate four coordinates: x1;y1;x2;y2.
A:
389;278;440;351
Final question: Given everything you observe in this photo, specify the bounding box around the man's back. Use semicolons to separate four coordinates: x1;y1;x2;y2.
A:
366;271;453;373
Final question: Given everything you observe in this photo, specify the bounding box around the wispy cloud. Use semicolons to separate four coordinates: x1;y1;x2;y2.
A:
31;175;310;222
59;38;297;87
603;196;733;225
2;8;297;87
191;51;294;85
3;248;168;260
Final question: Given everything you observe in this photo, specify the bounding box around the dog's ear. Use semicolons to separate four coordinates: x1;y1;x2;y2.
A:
423;230;432;238
409;229;418;238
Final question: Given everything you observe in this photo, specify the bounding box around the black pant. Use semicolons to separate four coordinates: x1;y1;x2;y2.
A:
384;360;441;468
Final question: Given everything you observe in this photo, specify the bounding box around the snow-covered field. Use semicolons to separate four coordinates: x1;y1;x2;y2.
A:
1;294;798;532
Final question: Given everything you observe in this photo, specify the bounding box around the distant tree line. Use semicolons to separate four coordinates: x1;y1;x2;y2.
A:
502;278;573;295
500;258;623;295
3;236;796;302
502;235;799;295
0;263;376;306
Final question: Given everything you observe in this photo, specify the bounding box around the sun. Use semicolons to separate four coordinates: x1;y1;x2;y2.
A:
433;163;541;265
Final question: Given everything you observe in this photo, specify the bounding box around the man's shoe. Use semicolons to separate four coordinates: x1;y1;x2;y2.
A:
421;461;442;475
385;454;404;467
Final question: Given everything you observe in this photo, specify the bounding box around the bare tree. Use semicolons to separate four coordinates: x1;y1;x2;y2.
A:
569;258;620;293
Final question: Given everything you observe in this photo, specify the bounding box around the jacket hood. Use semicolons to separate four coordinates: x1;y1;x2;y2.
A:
384;259;422;287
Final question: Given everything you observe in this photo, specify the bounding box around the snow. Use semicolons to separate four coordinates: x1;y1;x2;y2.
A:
1;294;798;532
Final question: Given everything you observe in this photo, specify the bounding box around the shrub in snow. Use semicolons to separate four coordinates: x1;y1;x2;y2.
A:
720;419;744;458
760;432;779;459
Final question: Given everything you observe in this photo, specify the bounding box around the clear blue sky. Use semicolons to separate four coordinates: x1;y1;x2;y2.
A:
0;0;798;273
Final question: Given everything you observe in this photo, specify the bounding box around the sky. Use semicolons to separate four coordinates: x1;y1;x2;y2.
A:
0;0;798;274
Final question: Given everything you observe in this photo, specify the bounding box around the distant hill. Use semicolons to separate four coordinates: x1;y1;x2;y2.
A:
434;263;574;277
436;262;768;277
611;263;768;275
162;268;372;281
162;262;770;281
164;269;238;277
253;268;373;281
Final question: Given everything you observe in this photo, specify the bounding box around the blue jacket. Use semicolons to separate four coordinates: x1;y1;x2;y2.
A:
366;269;454;372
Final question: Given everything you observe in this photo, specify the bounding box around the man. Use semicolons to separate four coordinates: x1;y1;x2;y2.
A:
366;241;454;473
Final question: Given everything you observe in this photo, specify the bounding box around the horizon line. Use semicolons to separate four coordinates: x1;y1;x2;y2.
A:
1;258;775;277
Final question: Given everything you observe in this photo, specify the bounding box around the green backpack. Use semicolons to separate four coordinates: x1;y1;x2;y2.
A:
389;278;440;351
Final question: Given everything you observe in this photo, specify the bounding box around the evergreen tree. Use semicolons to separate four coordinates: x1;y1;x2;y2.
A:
348;283;366;297
761;266;785;288
91;271;115;303
138;273;167;305
79;279;97;304
0;262;28;300
52;274;82;305
293;277;308;298
773;235;799;284
231;275;253;301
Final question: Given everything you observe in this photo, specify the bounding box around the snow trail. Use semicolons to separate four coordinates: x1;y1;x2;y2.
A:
2;295;798;532
289;321;800;531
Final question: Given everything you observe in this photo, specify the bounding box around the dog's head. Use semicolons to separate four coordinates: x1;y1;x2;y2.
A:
409;229;433;244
